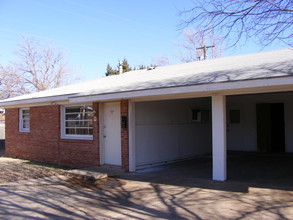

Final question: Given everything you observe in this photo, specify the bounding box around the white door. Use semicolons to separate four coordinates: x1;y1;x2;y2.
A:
103;102;121;166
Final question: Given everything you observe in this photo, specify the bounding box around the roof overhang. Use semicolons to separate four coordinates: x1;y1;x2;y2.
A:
1;76;292;108
68;76;293;103
0;94;71;108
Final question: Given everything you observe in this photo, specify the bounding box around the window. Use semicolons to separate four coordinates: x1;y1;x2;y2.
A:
191;109;209;122
61;105;94;139
19;108;30;132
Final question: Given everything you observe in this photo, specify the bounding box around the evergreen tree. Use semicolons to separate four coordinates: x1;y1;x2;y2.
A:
105;59;132;76
105;59;158;76
105;64;118;76
138;65;146;70
119;58;132;73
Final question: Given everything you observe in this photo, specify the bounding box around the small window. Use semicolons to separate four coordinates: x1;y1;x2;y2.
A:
191;109;209;122
230;110;240;124
191;109;201;122
61;105;93;139
19;108;30;132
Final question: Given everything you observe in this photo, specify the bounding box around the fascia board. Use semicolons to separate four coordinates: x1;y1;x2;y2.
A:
68;76;293;103
0;95;72;108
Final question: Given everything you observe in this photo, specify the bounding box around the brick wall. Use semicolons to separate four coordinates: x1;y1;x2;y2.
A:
120;99;129;171
5;103;100;168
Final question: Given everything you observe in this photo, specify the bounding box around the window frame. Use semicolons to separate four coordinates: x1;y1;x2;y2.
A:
60;104;94;140
19;108;30;132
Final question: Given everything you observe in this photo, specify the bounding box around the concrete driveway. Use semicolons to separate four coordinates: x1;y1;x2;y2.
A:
0;176;293;219
1;158;293;219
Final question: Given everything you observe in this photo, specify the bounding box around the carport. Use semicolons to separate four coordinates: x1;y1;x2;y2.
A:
227;92;293;154
131;91;293;182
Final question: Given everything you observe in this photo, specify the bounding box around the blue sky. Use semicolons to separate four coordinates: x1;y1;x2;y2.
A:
0;0;289;81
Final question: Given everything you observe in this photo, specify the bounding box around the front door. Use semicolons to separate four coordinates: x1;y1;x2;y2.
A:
103;102;121;166
256;103;285;153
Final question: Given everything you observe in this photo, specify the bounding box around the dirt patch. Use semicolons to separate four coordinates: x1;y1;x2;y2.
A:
61;176;126;190
0;157;68;183
0;157;124;190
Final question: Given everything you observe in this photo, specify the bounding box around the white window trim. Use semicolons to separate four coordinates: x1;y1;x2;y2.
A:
19;108;30;132
60;104;93;140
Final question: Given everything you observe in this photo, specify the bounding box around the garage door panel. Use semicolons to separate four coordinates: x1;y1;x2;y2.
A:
136;125;178;166
136;124;212;167
178;124;212;157
135;98;212;168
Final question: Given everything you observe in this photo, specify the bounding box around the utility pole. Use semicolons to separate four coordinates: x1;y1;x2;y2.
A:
196;45;215;60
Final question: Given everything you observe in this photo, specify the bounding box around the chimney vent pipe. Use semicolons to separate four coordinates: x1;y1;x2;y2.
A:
119;61;123;74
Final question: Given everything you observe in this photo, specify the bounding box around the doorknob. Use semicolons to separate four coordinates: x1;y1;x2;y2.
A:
103;135;106;138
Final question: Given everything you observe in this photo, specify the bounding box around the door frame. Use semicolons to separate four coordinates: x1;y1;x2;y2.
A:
99;101;122;166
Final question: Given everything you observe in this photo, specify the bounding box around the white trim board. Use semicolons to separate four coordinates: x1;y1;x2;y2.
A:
69;77;293;103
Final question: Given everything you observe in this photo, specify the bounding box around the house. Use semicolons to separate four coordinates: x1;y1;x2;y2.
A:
0;49;292;181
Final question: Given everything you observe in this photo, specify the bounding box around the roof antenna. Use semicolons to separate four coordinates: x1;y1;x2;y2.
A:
196;45;215;60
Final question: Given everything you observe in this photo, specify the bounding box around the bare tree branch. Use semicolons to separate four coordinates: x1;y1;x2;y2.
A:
151;55;170;66
0;37;73;99
179;0;293;47
176;28;223;62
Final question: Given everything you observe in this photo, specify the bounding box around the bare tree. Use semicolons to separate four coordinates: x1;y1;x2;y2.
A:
151;54;170;66
177;28;223;62
180;0;293;47
0;37;71;99
0;65;26;99
15;37;69;91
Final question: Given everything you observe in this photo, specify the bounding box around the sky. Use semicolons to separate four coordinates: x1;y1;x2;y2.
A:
0;0;289;81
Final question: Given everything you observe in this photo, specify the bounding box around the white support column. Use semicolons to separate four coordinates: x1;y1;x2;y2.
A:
212;95;227;181
128;101;136;172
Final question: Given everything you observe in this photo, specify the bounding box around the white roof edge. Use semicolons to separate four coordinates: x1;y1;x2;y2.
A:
69;76;293;103
1;76;292;108
0;94;71;107
2;76;292;107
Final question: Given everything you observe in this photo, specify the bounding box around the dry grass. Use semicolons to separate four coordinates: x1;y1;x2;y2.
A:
0;157;68;183
0;157;124;190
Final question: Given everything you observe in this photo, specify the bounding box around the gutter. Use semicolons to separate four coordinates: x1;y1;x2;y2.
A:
0;94;76;108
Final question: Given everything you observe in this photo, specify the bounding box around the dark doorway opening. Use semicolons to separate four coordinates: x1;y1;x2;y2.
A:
256;103;285;153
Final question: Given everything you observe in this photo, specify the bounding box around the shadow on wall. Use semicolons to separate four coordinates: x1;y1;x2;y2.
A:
0;140;4;157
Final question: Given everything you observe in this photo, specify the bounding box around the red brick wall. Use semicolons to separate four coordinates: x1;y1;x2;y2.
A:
5;102;100;168
120;99;129;171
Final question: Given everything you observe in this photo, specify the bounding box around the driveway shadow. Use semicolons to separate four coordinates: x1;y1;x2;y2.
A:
119;152;293;193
